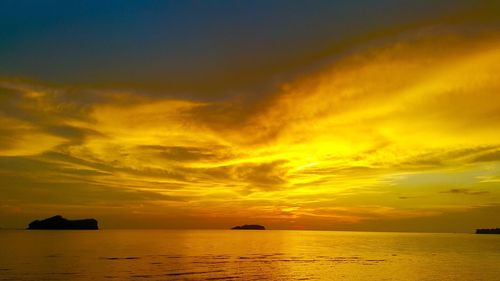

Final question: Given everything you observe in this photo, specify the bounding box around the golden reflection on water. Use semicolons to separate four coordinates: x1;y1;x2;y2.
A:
0;230;499;280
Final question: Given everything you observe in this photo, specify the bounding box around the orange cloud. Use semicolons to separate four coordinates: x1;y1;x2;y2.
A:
1;27;500;231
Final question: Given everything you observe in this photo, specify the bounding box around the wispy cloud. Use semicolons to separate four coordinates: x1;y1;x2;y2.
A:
440;188;489;195
1;24;500;230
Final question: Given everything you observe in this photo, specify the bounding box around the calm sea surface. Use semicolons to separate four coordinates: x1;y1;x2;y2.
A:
0;230;499;281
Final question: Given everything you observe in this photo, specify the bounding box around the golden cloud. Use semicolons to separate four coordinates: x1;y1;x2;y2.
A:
1;28;500;229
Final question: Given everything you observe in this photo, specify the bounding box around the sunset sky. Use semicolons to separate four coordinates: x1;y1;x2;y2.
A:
1;0;500;232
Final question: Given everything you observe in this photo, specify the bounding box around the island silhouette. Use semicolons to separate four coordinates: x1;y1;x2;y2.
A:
28;215;98;230
476;228;500;234
231;224;266;230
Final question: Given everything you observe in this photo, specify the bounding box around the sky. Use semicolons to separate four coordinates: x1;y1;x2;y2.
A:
1;0;500;232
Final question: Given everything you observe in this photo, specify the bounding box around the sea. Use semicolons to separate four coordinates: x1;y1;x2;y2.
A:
0;230;499;281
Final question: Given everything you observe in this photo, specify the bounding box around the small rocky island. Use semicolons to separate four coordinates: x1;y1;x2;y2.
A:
476;228;500;234
231;224;265;230
28;215;98;230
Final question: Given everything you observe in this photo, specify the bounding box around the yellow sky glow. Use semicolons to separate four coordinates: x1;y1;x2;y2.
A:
1;30;499;231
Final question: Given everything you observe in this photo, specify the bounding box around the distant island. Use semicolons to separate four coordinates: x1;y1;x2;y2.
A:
231;224;265;230
476;228;500;234
28;215;98;230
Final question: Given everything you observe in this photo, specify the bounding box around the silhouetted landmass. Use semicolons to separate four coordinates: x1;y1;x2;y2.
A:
231;224;265;230
28;215;98;230
476;228;500;234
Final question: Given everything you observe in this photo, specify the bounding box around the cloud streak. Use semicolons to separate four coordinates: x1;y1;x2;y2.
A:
1;22;500;230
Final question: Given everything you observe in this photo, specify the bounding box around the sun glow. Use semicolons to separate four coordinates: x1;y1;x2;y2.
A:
1;29;500;231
